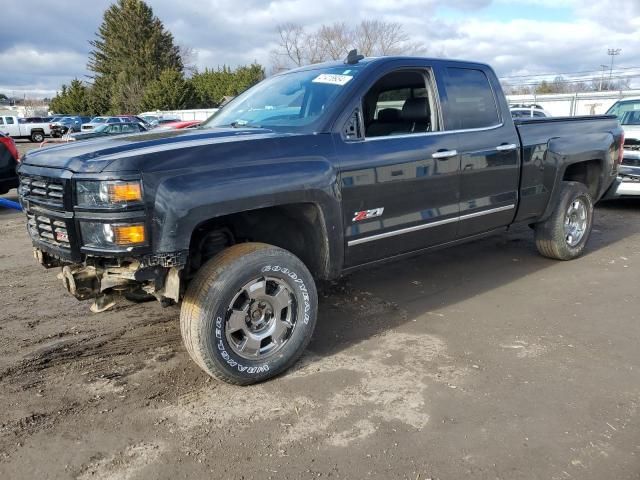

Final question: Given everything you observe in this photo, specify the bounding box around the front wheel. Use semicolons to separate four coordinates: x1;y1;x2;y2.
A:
534;181;594;260
180;243;318;385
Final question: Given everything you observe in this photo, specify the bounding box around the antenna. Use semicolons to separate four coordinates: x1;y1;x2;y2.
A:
344;49;364;65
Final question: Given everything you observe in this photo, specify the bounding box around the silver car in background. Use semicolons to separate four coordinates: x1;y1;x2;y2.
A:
606;98;640;196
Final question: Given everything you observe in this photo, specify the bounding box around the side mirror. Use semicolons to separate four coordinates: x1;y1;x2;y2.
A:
343;109;363;141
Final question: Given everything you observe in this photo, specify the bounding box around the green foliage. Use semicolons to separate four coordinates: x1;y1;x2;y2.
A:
191;63;265;107
49;79;90;115
87;0;183;113
0;93;8;100
48;0;266;114
141;69;196;110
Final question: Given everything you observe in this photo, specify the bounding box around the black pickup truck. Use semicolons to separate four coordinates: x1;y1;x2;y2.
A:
18;53;623;384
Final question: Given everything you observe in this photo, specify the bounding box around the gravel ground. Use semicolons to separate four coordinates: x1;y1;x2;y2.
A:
1;140;639;479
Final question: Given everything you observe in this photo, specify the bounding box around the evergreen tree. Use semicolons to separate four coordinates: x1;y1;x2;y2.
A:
49;80;90;114
141;69;196;111
88;0;183;113
191;63;265;107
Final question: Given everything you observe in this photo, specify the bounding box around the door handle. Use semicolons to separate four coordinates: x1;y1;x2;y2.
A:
432;149;458;159
496;143;517;151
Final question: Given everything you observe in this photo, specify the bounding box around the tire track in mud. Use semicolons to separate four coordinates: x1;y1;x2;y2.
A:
0;313;180;383
0;308;186;460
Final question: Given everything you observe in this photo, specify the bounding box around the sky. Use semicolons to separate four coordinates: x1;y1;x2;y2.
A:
1;0;639;98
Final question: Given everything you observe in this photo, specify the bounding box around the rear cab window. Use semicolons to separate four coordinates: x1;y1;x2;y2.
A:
442;67;501;130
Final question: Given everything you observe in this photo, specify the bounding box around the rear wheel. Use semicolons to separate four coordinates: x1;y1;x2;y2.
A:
534;181;594;260
30;131;44;143
180;243;317;385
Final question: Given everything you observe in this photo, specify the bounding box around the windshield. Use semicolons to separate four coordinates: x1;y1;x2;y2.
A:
94;124;110;133
606;100;640;125
202;65;364;132
91;117;108;123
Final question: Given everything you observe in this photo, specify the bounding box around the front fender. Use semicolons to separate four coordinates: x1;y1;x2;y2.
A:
147;157;344;278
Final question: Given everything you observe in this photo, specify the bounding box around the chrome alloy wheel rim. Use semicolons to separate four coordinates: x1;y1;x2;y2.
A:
564;197;588;247
224;276;295;360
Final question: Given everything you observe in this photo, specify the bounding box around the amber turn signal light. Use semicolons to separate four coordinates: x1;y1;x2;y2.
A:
113;224;146;245
108;182;142;203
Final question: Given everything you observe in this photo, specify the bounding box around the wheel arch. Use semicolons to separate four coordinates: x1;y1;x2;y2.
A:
184;201;339;281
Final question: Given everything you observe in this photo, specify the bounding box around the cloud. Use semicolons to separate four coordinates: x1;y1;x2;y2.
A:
0;0;638;98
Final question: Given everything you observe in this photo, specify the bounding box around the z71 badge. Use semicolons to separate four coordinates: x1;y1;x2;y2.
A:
352;207;384;222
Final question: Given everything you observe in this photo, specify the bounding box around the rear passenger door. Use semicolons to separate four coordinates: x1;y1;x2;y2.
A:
441;66;520;237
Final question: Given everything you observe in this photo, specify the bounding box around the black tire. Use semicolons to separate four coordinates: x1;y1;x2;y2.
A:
30;131;44;143
534;181;594;260
180;242;318;385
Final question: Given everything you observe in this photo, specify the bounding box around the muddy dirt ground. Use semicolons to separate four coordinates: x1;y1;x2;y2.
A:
1;141;639;479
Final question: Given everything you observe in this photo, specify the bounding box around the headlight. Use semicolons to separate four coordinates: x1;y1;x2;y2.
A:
76;180;143;208
80;222;147;248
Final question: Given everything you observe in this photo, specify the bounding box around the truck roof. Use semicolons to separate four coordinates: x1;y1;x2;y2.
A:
278;55;494;76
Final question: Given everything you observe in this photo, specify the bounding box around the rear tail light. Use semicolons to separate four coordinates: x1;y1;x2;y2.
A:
0;137;19;162
618;132;625;165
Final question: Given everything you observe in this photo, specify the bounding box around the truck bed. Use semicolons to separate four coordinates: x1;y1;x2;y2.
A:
513;115;621;224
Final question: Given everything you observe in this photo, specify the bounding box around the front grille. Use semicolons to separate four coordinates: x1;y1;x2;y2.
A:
620;174;640;183
26;213;71;250
624;139;640;151
19;175;64;208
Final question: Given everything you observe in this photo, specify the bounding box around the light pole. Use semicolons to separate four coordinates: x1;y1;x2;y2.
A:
607;48;621;88
599;64;608;91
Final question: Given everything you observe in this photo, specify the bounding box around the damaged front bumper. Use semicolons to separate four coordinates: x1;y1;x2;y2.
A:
34;248;183;310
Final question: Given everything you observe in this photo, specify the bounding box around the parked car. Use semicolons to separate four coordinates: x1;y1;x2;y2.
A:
17;53;623;385
68;122;148;141
0;115;50;142
81;115;150;131
50;116;92;137
605;98;640;196
158;120;201;129
154;117;181;127
0;132;19;194
510;104;550;118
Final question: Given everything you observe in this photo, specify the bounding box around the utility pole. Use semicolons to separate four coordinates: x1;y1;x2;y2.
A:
599;64;608;91
607;48;621;89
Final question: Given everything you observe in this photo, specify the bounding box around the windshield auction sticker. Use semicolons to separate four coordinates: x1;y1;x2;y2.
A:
312;74;353;86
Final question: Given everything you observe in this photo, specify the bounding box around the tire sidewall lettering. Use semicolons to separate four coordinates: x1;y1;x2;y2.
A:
261;264;311;324
214;316;269;375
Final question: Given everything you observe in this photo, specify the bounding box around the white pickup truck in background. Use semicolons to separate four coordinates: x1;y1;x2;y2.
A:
0;116;50;143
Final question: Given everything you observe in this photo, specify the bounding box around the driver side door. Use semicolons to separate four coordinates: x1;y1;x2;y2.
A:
336;64;461;267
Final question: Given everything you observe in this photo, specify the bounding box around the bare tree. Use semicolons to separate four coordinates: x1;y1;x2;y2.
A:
179;44;198;77
270;20;423;72
271;23;307;71
317;22;354;61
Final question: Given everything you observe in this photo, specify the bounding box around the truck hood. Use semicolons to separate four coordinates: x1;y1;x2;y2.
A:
21;127;292;173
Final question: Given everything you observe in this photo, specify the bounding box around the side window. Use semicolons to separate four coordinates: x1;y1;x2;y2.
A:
362;69;438;138
0;118;4;125
5;117;14;125
108;118;118;124
443;68;500;130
